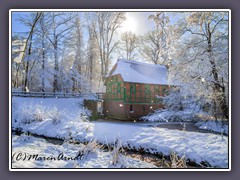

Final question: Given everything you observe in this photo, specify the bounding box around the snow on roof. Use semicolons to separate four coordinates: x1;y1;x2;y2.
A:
109;59;173;85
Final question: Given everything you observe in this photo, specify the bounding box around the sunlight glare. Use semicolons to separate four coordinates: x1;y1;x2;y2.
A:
120;15;137;33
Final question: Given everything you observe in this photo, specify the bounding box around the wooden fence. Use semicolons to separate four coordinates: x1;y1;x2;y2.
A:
12;91;105;100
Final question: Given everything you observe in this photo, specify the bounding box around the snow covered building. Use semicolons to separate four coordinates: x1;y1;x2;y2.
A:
12;39;27;63
103;59;174;120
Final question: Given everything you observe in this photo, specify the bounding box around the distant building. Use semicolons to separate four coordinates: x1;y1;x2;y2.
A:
12;39;27;63
103;59;174;120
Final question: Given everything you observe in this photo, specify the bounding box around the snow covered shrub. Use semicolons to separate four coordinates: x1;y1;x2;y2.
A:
169;152;187;168
14;103;63;125
19;104;45;124
35;106;49;122
141;109;200;122
75;101;91;122
160;152;187;168
78;110;91;122
110;138;124;166
162;88;202;112
76;140;101;160
50;107;62;125
161;88;184;111
141;88;209;122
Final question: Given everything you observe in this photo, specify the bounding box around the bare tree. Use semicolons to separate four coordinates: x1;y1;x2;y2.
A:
69;15;85;92
117;31;138;60
17;12;42;92
139;12;177;67
36;13;49;92
139;30;162;64
86;25;101;91
86;12;126;82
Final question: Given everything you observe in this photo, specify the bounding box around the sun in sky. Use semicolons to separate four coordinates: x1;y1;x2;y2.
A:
120;13;137;33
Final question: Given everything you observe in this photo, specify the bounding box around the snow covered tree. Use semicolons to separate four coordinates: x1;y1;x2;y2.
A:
65;15;85;93
161;88;183;111
46;12;77;92
170;12;229;120
34;12;51;92
58;14;95;93
85;25;101;92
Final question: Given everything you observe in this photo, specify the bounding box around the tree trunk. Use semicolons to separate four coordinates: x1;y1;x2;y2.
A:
89;53;93;90
220;77;229;119
71;69;76;92
23;33;33;92
207;24;228;119
53;43;59;92
13;64;20;88
41;42;45;92
23;61;29;92
41;14;46;93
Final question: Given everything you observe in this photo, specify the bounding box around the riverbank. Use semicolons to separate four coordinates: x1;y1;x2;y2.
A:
11;97;229;168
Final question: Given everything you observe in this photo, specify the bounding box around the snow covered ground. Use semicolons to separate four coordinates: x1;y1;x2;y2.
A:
12;134;156;168
141;109;200;122
11;97;229;168
12;97;93;141
91;122;228;168
141;109;229;134
195;120;228;134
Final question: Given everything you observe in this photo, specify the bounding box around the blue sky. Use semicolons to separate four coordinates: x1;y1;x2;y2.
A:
11;12;31;33
11;11;156;35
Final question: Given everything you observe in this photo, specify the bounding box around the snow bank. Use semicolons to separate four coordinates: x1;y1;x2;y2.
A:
141;109;200;122
195;120;228;134
12;135;156;168
12;97;93;141
91;122;228;168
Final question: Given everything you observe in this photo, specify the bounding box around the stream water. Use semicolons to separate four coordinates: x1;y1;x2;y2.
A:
96;119;228;136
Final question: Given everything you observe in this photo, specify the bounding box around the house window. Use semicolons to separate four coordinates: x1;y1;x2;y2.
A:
130;84;135;94
117;83;121;93
142;105;146;112
145;84;150;94
107;87;111;93
130;105;133;113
